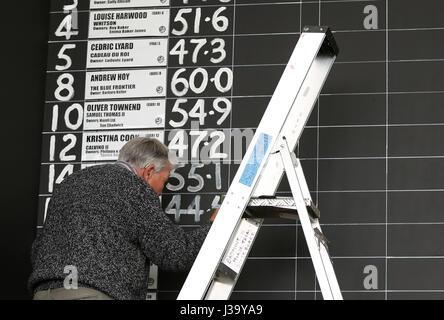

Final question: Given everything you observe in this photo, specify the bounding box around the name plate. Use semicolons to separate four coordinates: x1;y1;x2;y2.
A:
85;69;166;100
89;9;169;38
84;99;165;130
82;130;164;161
90;0;170;9
87;39;168;68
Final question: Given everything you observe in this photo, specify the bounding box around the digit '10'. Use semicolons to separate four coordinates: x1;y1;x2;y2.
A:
48;104;83;162
51;103;83;131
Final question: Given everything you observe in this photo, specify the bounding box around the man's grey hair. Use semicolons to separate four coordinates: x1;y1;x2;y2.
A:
118;137;179;172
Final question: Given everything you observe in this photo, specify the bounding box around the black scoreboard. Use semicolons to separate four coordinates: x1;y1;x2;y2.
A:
40;0;444;300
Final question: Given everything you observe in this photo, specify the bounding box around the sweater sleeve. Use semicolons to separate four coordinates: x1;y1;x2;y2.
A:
134;192;211;272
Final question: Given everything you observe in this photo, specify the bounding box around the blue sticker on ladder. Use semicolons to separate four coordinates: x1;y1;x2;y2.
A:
239;133;272;187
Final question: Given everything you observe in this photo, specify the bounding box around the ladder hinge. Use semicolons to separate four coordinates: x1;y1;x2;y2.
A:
305;199;321;219
314;228;329;253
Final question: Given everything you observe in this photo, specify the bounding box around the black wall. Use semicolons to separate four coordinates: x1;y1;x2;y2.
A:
159;0;444;300
0;1;50;299
3;0;444;300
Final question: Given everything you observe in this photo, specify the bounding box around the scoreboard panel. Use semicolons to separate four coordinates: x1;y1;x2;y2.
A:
40;0;444;300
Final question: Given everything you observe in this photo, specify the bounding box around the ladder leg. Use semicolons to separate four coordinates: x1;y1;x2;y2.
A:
278;138;343;300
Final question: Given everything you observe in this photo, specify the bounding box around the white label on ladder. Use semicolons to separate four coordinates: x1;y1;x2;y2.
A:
222;218;260;274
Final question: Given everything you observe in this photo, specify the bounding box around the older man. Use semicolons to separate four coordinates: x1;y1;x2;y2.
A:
29;137;215;300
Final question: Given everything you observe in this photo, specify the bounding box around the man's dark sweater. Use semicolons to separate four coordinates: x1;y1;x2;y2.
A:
28;164;210;300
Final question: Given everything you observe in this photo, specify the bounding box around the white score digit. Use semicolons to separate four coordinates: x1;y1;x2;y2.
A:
168;130;188;158
63;0;78;11
54;73;75;101
190;38;207;63
214;67;233;93
165;194;181;222
210;38;226;64
170;39;188;65
43;197;51;224
56;44;76;71
48;134;77;162
169;99;189;127
54;14;79;40
166;164;186;191
214;163;222;190
169;99;207;128
213;97;231;125
189;99;207;125
212;7;229;32
51;103;83;131
187;195;202;222
189;130;208;158
59;134;77;161
189;68;208;94
48;164;74;193
171;68;189;97
49;135;56;161
51;105;59;132
172;8;192;36
209;131;227;159
194;8;201;34
187;164;205;192
64;103;83;130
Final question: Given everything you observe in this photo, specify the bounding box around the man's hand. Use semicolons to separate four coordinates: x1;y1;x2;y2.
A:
210;208;219;222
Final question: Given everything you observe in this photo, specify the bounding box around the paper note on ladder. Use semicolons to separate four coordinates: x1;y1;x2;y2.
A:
222;219;260;274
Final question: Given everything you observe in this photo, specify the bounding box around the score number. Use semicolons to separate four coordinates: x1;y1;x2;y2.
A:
165;194;221;223
172;7;229;36
168;129;228;160
167;2;233;223
169;98;231;128
167;163;222;193
170;38;227;65
171;67;233;96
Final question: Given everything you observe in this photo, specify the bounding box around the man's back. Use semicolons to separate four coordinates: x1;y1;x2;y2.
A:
29;164;209;300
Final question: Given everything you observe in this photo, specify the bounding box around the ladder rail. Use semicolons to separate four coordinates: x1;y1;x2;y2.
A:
279;138;342;300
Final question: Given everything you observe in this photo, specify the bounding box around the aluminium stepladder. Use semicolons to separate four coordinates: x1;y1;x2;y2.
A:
177;26;342;300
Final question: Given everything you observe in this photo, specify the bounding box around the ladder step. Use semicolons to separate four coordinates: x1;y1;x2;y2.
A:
246;196;320;220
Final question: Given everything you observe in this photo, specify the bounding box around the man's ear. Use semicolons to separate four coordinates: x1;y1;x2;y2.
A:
144;164;155;179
